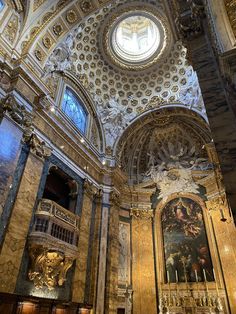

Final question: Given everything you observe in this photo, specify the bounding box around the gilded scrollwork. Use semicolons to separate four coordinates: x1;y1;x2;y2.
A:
28;246;74;290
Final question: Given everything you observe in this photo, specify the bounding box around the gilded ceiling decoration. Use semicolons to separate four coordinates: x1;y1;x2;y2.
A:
42;0;207;150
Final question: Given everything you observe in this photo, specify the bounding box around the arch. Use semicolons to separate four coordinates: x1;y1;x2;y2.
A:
114;106;211;180
55;72;105;153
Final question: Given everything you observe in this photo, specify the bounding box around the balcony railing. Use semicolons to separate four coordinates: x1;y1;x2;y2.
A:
30;198;80;248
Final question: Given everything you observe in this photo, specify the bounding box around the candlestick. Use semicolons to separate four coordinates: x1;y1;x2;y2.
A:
167;270;170;283
203;269;209;297
203;269;207;282
213;268;219;297
195;269;198;282
175;270;178;283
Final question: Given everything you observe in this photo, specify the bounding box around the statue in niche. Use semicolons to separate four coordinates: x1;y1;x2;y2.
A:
162;197;214;283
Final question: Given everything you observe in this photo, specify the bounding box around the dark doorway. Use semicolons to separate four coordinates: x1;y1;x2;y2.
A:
117;309;125;314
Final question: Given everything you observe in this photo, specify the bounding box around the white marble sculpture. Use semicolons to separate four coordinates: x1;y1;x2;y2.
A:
178;67;206;118
44;30;81;75
144;141;212;200
95;94;135;147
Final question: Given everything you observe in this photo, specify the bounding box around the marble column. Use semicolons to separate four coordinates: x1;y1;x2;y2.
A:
0;134;51;293
104;191;120;314
87;191;103;306
95;189;113;314
72;179;97;303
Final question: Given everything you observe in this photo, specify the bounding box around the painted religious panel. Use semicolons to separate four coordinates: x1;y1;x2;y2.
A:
162;197;213;283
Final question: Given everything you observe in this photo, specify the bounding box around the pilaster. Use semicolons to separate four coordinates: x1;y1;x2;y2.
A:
0;134;51;293
104;190;120;314
72;179;98;303
131;204;157;314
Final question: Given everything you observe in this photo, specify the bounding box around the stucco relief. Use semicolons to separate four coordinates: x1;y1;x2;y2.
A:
94;94;135;147
144;139;212;200
118;222;130;285
177;67;206;116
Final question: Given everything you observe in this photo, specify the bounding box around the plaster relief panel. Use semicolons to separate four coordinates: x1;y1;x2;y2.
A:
118;222;131;285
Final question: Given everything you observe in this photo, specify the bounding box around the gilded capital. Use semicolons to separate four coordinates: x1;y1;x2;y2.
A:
110;190;121;206
130;207;154;220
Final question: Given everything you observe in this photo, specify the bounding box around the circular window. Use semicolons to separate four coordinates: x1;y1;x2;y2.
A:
101;6;172;71
112;15;160;63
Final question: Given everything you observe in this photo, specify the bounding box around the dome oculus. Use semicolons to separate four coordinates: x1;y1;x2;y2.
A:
102;7;171;71
113;15;160;63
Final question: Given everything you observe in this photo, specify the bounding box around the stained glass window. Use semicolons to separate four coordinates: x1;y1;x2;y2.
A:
62;87;87;134
0;1;4;11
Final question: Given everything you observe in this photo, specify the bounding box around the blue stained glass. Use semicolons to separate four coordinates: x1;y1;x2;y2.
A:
62;88;87;134
0;1;4;11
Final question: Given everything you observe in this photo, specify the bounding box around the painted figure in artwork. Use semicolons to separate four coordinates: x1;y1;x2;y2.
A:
162;197;213;283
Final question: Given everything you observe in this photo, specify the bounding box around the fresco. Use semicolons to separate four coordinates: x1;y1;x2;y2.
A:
162;197;213;283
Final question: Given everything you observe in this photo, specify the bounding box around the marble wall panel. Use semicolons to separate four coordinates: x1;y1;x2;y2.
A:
96;205;109;314
0;117;22;218
72;192;93;303
0;152;44;293
105;204;120;314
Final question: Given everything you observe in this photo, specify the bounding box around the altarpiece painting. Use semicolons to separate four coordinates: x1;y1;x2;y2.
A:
162;197;213;283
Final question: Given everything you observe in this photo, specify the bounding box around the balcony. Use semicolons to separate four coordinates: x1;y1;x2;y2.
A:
28;199;80;290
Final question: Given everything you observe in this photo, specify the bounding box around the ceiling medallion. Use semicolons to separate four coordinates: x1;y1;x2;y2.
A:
101;4;172;72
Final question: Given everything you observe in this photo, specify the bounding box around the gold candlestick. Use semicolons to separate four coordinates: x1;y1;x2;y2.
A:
213;268;219;297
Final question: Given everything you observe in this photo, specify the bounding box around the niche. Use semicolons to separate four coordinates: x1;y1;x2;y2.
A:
42;166;78;213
